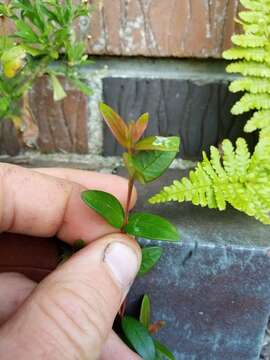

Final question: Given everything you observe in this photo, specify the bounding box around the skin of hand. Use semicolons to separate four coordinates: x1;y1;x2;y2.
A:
0;163;142;360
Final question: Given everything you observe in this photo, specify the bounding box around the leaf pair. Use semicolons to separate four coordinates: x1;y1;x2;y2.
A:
81;190;179;242
121;295;175;360
99;102;149;149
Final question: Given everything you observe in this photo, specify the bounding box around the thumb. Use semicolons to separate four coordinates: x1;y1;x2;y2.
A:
0;233;141;360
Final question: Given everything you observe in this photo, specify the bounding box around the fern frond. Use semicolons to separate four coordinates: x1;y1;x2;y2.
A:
149;139;270;224
244;110;270;131
231;93;270;114
231;34;267;47
229;77;270;93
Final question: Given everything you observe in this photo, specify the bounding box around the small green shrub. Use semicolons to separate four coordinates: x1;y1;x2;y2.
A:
0;0;92;141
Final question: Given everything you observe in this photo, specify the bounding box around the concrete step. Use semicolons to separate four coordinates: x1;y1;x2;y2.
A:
121;168;270;360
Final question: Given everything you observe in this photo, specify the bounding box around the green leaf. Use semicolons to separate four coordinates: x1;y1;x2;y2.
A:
69;78;93;96
0;4;12;17
50;74;67;101
122;316;156;360
139;247;163;276
140;295;151;328
21;45;45;57
81;190;125;229
99;103;129;148
155;341;175;360
135;136;180;152
131;150;177;184
0;97;9;114
125;213;180;242
14;19;39;43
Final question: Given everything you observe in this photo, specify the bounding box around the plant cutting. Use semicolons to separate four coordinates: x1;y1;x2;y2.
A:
81;102;180;359
0;0;92;144
150;0;270;226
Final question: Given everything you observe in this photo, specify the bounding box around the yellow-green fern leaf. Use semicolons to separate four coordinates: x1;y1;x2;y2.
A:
244;110;270;131
231;34;267;48
234;138;251;179
223;48;270;63
225;48;269;62
231;93;270;114
240;0;270;12
229;77;270;93
242;23;265;35
239;11;270;25
226;61;270;77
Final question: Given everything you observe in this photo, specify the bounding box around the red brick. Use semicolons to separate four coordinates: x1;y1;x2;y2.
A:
87;0;241;58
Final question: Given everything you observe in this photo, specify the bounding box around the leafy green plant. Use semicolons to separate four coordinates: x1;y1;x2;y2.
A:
150;0;270;225
0;0;92;142
81;102;180;359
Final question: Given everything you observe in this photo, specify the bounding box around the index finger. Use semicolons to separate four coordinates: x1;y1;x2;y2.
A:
0;164;136;244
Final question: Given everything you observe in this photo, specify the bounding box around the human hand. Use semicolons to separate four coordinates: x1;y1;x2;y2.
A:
0;164;142;360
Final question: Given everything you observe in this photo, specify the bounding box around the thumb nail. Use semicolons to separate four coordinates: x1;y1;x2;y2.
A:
104;242;139;290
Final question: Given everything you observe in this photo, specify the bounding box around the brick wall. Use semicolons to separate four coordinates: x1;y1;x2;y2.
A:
1;0;250;170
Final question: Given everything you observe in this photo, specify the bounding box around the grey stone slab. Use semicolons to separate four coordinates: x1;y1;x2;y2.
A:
103;78;255;160
118;169;270;360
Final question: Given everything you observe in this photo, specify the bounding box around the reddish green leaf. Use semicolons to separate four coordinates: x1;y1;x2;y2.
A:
99;103;129;148
125;212;180;242
140;295;151;328
135;136;180;152
81;190;124;229
122;316;156;360
139;246;163;276
131;113;149;143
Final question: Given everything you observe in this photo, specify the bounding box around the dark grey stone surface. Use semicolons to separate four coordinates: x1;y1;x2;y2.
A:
103;78;255;160
121;169;270;360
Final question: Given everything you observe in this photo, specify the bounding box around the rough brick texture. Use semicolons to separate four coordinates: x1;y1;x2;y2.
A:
88;0;241;58
0;77;89;155
2;0;241;58
102;77;254;160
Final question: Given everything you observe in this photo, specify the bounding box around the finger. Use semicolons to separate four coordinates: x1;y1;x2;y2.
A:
100;331;142;360
0;273;36;325
33;168;137;210
0;233;141;360
0;164;134;243
0;274;141;359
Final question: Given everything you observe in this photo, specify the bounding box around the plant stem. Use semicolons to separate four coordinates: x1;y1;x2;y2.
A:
123;176;134;229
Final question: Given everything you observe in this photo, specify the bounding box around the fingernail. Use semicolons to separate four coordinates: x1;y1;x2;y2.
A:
104;242;139;290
